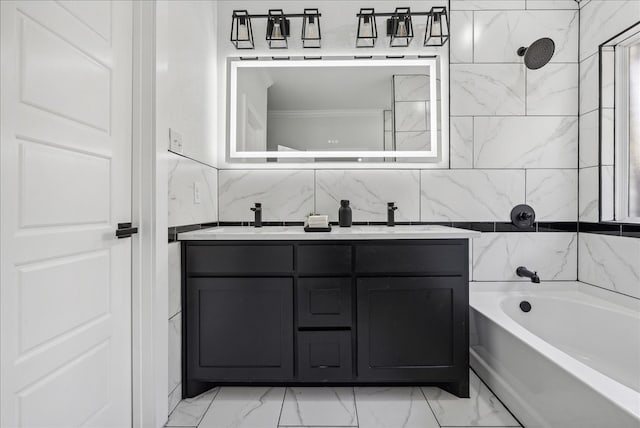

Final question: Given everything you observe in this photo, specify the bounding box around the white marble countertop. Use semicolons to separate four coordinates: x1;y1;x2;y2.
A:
178;225;481;240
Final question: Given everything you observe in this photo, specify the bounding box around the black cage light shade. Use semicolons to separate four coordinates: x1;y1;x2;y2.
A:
266;9;290;49
302;8;321;48
424;6;449;47
230;10;254;49
387;7;413;47
356;8;377;48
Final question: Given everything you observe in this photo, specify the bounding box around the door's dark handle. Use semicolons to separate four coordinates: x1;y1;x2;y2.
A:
116;222;138;239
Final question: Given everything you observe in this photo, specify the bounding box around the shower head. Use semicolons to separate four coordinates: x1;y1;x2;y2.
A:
517;37;555;70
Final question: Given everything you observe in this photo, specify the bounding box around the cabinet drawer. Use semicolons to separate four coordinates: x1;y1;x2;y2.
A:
297;331;353;381
186;244;293;274
297;278;352;327
355;241;467;274
297;245;352;274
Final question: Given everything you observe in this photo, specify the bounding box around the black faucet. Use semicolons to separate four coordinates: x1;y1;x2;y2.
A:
250;203;262;228
516;266;540;283
387;202;398;227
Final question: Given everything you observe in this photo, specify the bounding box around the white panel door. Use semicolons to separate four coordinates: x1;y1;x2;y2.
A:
1;1;133;427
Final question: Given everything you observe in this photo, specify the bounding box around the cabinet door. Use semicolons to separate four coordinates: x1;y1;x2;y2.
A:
297;278;352;327
357;277;468;381
187;277;294;380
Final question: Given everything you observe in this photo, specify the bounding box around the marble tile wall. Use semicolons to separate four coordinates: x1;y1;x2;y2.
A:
168;242;182;413
168;152;218;228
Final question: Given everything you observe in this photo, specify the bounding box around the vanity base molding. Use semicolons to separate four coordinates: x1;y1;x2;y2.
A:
182;240;470;398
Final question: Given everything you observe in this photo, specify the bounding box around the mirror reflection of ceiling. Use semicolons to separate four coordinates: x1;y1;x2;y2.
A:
254;65;431;111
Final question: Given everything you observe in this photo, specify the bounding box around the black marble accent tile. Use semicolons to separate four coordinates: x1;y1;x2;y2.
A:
537;222;579;233
578;222;621;236
262;221;285;226
284;221;305;226
175;224;203;234
394;221;412;226
200;222;219;228
495;222;535;232
352;221;370;225
414;221;453;227
451;222;495;232
368;221;388;226
218;221;245;226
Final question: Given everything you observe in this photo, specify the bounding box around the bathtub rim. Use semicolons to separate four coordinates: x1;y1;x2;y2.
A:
469;281;640;421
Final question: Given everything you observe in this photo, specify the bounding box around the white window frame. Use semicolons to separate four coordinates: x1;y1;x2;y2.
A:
228;57;445;161
614;31;640;223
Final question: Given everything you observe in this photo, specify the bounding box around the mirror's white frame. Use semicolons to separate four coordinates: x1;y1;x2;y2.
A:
229;57;442;160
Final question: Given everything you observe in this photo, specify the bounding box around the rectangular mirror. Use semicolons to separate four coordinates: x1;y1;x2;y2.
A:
228;57;447;163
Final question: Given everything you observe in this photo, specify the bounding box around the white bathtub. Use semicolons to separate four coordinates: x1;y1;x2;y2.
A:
469;282;640;428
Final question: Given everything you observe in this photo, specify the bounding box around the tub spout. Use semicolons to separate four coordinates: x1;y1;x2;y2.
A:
517;266;540;283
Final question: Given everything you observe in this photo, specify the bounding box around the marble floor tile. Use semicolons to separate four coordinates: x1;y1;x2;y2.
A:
422;370;521;427
165;388;218;427
355;386;439;428
198;387;284;428
279;387;357;427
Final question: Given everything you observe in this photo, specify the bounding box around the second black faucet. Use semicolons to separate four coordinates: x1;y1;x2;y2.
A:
387;202;398;227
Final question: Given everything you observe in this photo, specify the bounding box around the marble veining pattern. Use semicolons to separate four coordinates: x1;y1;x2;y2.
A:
473;232;578;281
474;116;578;169
394;102;428;132
168;153;218;228
279;387;357;427
578;234;640;300
525;169;577;221
451;64;525;116
579;110;598;168
168;313;182;396
473;10;578;63
578;167;599;222
355;387;439;428
167;375;523;428
168;242;181;319
166;388;219;427
579;0;640;60
199;387;285;428
423;370;520;427
579;53;598;115
450;11;473;64
526;63;578;116
218;170;314;222
315;170;420;222
393;75;429;102
421;170;525;222
451;0;525;10
450;117;474;168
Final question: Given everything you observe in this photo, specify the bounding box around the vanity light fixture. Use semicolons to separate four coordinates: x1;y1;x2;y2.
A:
424;7;449;47
355;6;449;48
230;10;254;49
230;9;323;50
266;9;290;49
356;8;378;47
302;9;321;48
387;8;413;47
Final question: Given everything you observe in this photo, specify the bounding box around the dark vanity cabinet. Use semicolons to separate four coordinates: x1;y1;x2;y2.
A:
182;239;469;398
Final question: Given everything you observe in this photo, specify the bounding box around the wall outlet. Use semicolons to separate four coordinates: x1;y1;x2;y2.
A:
193;182;201;204
169;128;183;154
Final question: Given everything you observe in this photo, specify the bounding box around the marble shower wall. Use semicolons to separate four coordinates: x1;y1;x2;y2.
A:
577;0;640;302
215;0;579;282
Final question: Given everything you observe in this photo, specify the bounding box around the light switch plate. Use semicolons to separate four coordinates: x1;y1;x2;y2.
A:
169;128;183;154
193;182;201;204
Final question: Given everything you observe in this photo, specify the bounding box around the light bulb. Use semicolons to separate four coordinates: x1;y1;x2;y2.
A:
432;16;442;37
306;20;318;39
238;21;248;40
397;21;407;37
272;22;282;39
360;17;373;38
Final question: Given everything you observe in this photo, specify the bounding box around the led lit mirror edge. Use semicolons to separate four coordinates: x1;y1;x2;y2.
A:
598;22;640;223
225;56;449;166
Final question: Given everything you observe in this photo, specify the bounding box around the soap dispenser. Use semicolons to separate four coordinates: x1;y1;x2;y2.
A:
338;200;352;227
